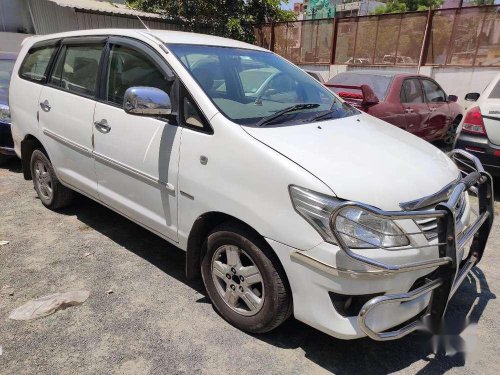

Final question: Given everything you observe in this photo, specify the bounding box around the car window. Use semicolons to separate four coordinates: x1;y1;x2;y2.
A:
0;59;15;90
401;79;424;104
50;44;103;96
421;79;446;103
105;44;175;106
489;80;500;99
19;45;56;82
168;44;354;126
326;73;392;100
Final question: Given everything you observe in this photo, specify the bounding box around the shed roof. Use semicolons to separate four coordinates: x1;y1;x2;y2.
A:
47;0;165;20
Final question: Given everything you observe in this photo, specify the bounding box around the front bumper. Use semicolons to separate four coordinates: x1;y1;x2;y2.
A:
285;150;494;341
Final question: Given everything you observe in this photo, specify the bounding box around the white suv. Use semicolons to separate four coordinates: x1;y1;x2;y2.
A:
10;29;494;341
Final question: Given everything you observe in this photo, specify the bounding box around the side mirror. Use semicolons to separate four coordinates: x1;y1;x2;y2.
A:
447;94;458;102
123;86;171;116
464;92;480;102
361;84;379;106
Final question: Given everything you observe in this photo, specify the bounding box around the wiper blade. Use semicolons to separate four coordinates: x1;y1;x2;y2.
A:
257;103;320;127
308;104;339;122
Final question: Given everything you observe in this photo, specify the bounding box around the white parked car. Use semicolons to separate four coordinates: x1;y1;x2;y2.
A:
454;72;500;177
10;30;494;341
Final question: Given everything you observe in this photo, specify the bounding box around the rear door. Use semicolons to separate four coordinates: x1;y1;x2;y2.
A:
38;37;105;197
92;37;180;242
400;78;429;137
482;79;500;145
421;78;451;140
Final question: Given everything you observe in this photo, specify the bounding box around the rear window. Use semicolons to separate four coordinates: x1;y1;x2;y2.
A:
326;73;392;100
489;80;500;99
19;45;56;83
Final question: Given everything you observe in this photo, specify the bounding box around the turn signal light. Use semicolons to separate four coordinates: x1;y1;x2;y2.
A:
462;106;487;135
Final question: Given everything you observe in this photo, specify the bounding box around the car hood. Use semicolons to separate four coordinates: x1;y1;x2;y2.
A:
243;114;459;210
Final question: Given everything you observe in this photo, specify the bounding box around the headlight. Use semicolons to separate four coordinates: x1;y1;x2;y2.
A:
334;206;409;249
289;186;409;248
0;104;11;124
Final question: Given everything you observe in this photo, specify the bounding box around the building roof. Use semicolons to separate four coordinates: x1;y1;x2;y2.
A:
47;0;165;20
26;29;266;51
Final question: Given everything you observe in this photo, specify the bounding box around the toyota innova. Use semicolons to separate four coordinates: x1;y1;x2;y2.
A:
10;30;494;341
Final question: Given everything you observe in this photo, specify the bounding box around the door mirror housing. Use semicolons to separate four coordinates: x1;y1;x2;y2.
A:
447;94;458;102
123;86;172;116
361;84;379;106
464;92;480;102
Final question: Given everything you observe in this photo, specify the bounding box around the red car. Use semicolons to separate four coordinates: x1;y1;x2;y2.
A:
326;71;463;145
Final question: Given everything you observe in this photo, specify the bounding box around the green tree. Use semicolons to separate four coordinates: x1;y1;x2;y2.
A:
127;0;296;42
372;0;444;15
470;0;494;5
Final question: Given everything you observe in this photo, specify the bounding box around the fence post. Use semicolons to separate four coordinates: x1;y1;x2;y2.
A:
270;22;275;52
418;8;434;73
330;17;337;65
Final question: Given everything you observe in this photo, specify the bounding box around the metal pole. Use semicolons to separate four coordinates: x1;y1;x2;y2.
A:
418;8;433;74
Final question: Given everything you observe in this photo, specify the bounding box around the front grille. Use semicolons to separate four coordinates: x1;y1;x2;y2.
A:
414;192;467;240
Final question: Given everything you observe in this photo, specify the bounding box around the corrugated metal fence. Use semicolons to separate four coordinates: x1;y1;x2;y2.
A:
254;4;500;68
27;0;181;35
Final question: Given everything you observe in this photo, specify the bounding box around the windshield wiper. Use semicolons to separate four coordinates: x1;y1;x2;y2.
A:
256;103;320;127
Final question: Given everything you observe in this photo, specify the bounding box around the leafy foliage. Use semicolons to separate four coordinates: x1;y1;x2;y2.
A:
127;0;296;42
372;0;444;15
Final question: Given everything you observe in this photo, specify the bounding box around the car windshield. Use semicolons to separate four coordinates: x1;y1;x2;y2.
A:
168;44;357;126
326;73;392;101
0;59;15;91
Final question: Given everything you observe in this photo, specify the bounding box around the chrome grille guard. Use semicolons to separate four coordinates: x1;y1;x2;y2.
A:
330;150;494;341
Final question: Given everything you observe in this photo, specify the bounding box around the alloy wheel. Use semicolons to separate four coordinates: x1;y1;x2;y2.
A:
211;245;265;316
34;159;53;201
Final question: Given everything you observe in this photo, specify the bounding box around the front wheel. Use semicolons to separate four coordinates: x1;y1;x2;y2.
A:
201;223;292;333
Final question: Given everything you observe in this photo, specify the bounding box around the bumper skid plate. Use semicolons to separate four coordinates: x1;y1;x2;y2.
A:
332;150;494;341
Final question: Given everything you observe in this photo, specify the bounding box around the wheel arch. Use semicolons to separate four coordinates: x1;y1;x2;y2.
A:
185;212;283;282
20;134;46;180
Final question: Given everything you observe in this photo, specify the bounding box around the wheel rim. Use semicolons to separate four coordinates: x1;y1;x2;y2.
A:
444;121;460;145
211;245;265;316
34;159;53;201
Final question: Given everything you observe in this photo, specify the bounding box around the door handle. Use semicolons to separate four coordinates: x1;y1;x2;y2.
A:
39;100;51;112
404;108;414;113
94;119;111;133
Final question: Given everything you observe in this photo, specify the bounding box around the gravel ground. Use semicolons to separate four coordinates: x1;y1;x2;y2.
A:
1;158;499;375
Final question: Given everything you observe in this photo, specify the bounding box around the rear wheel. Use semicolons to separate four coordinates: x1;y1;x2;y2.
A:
0;154;8;166
30;149;73;209
201;223;292;333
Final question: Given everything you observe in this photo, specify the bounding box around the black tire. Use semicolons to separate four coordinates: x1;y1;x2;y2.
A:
444;117;461;146
0;154;8;166
201;222;292;333
30;149;73;209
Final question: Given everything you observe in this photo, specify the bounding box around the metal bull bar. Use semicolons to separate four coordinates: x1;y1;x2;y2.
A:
331;150;494;341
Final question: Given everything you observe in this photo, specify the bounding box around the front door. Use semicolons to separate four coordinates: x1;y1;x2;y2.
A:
38;39;105;197
400;78;430;138
421;78;451;141
92;38;180;241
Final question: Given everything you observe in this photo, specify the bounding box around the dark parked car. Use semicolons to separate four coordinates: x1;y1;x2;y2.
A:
325;71;463;145
0;52;17;164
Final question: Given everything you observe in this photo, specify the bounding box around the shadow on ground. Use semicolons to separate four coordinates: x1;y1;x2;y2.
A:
60;191;496;374
2;159;497;373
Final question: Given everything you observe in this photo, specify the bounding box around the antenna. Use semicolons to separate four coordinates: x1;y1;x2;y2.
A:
136;15;150;31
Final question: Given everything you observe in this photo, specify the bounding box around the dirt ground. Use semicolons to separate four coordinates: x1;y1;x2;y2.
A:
1;158;499;375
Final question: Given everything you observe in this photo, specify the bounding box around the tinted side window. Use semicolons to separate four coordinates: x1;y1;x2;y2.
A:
421;79;446;103
401;79;424;103
19;45;56;82
50;44;104;96
489;80;500;99
105;44;174;106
